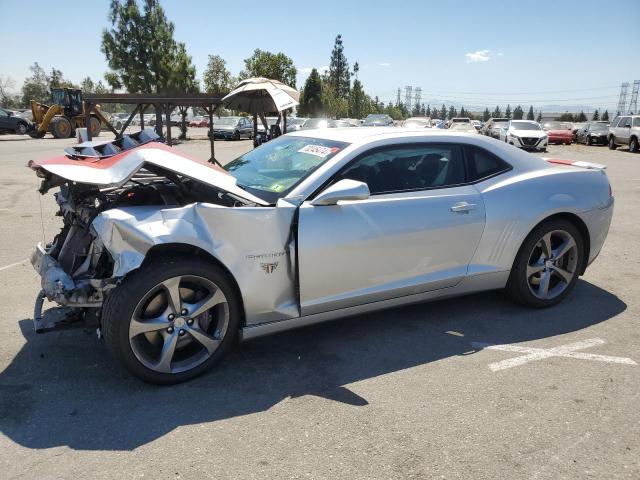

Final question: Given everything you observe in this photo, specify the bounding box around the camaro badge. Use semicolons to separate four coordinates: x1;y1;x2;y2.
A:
261;262;278;274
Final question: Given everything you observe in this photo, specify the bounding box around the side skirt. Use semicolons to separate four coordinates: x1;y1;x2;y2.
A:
239;270;510;341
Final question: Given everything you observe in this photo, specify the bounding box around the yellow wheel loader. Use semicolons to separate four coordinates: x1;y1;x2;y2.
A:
29;88;108;139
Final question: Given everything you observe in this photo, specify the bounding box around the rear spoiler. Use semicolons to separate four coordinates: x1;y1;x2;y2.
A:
543;158;606;170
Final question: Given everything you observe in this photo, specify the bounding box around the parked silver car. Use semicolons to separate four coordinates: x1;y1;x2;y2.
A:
29;128;613;383
608;115;640;153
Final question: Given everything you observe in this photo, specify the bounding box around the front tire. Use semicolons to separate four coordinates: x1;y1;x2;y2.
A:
15;122;28;135
587;136;593;146
630;137;639;153
102;258;240;384
608;136;617;150
507;219;584;308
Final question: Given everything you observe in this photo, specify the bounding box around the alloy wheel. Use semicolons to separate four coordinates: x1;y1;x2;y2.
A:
526;229;578;300
128;275;229;374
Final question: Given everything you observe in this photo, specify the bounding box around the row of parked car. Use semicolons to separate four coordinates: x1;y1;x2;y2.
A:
102;110;640;153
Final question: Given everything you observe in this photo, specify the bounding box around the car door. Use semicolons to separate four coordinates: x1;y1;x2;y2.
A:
297;142;486;316
618;117;632;144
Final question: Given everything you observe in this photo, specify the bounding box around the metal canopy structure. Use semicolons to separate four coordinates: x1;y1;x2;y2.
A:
83;93;224;164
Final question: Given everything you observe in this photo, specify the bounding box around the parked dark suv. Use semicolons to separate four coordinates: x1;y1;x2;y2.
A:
0;107;31;135
608;115;640;153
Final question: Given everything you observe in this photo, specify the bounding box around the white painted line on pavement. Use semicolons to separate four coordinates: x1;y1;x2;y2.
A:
471;338;637;372
0;259;28;272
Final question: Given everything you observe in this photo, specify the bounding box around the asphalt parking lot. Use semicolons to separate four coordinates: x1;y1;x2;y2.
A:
0;132;638;479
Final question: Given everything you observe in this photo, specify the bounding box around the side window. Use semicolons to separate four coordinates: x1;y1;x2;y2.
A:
621;117;632;128
0;109;8;117
334;144;465;195
464;145;511;182
634;118;640;127
238;118;245;126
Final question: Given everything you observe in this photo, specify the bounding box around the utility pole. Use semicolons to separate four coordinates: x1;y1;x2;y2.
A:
414;87;422;114
629;80;640;114
616;82;630;115
404;86;413;113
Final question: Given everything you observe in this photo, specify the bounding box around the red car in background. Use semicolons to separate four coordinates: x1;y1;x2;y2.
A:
189;116;209;127
542;121;573;145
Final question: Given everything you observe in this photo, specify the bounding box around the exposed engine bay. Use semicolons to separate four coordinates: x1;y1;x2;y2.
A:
30;132;261;332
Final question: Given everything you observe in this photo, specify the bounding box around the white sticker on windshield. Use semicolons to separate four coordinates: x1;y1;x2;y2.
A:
298;145;339;157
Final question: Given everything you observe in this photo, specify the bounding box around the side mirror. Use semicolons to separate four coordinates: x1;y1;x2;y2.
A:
311;179;370;206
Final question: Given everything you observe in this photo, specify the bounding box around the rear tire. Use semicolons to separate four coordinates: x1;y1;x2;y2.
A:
587;136;592;146
102;257;241;384
15;122;28;135
630;137;639;153
507;219;584;308
50;117;73;139
608;136;617;150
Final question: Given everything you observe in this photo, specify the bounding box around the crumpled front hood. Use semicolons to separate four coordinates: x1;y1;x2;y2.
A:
28;142;268;205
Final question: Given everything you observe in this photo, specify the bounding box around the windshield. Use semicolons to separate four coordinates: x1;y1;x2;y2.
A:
590;123;608;131
224;136;349;204
363;114;390;125
511;122;541;131
289;118;306;126
215;118;238;126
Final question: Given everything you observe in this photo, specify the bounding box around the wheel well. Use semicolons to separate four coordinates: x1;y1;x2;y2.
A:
142;243;247;326
533;213;591;274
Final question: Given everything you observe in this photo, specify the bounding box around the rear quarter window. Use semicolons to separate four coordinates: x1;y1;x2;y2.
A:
633;118;640;127
463;145;512;182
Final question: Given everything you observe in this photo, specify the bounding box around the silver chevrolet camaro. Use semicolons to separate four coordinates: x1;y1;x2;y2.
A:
29;128;614;383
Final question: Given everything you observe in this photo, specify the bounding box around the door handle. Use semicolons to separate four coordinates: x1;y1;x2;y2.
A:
450;202;476;213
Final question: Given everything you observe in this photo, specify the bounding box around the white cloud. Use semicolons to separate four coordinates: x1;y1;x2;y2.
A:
497;52;504;56
379;63;391;67
465;49;491;63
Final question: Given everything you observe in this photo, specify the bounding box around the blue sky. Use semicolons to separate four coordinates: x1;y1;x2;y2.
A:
1;0;638;111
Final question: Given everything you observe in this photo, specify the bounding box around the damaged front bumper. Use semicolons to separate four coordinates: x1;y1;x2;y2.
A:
30;243;112;333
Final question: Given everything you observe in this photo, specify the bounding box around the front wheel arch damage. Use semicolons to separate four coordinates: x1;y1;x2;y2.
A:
133;244;247;327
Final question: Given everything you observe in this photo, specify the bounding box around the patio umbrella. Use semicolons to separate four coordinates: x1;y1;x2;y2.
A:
222;77;299;113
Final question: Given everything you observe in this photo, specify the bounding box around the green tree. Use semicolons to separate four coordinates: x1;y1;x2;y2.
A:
602;110;609;121
240;49;297;87
102;0;195;94
577;110;587;122
483;108;490;121
203;54;234;94
328;34;350;99
492;105;502;118
321;81;348;118
536;111;542;123
426;105;431;117
48;68;77;90
80;76;95;93
513;105;524;120
459;106;466;117
299;68;323;117
439;104;447;119
21;62;49;105
526;105;534;120
505;104;512;119
558;112;575;122
592;109;599;121
448;105;457;119
348;63;365;119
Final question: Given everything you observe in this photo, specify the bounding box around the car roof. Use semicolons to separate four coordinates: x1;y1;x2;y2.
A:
287;127;502;145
